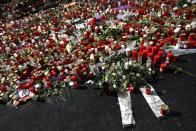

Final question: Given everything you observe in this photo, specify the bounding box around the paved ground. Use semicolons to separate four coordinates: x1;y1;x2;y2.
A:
0;54;196;131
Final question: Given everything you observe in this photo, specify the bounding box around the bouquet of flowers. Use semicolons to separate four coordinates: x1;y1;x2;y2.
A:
95;53;154;93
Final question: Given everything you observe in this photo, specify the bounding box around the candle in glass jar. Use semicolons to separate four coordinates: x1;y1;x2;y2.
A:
148;52;153;59
129;84;134;93
158;50;163;58
147;46;152;53
153;55;160;64
146;86;151;95
160;104;169;116
160;63;167;72
152;46;157;55
142;49;148;58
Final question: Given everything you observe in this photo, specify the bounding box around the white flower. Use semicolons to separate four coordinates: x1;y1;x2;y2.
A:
129;60;133;66
35;83;41;88
69;81;74;86
90;54;94;60
124;62;129;69
136;73;141;77
1;77;6;83
113;84;117;89
129;28;134;33
59;41;64;45
57;66;62;71
122;75;126;79
105;45;109;51
13;53;18;57
18;65;23;70
105;76;108;82
112;73;117;76
123;82;127;88
66;43;72;54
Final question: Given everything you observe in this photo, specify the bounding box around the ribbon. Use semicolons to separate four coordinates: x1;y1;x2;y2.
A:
167;48;196;56
118;91;135;127
140;84;166;118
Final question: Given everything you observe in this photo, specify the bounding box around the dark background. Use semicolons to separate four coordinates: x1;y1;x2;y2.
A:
0;54;196;131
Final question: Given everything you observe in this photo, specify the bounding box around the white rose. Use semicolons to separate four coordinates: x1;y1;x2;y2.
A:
90;54;94;60
35;83;41;88
69;81;74;86
122;75;126;79
129;60;133;66
123;82;127;88
112;73;116;76
136;73;141;77
113;84;117;89
129;28;134;33
105;76;108;82
18;65;23;70
13;53;18;57
57;66;62;71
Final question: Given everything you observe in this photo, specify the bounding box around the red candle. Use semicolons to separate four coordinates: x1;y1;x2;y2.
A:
173;55;177;63
159;40;165;47
156;44;160;51
146;86;151;95
148;52;153;59
153;55;160;64
147;46;152;53
129;84;134;93
122;36;127;42
152;46;157;55
140;44;145;52
180;34;185;41
160;63;167;72
138;51;142;57
142;49;148;58
132;49;138;60
70;75;77;81
166;52;173;60
158;50;163;58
